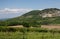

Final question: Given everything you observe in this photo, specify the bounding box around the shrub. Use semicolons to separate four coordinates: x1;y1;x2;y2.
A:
22;22;30;28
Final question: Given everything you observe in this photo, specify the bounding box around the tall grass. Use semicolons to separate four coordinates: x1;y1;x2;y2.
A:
0;26;60;39
0;32;60;39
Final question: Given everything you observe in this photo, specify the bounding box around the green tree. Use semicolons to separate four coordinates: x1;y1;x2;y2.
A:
22;22;30;28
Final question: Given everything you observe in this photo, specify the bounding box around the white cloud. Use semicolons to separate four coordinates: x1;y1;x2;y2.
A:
38;9;43;10
0;8;33;14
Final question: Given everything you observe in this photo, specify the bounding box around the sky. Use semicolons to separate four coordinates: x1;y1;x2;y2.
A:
0;0;60;19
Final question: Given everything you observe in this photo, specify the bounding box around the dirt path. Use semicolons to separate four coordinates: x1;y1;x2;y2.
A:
41;25;60;29
8;25;23;28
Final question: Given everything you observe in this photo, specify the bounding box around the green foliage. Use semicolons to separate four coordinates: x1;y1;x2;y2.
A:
23;10;41;16
22;22;30;27
0;32;60;39
41;20;51;25
0;26;60;33
0;21;6;26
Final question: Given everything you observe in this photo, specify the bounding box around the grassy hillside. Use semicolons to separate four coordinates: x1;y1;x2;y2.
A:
0;8;60;26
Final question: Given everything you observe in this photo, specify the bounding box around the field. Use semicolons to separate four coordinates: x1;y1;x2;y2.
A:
41;25;60;29
8;25;60;30
0;32;60;39
0;25;60;39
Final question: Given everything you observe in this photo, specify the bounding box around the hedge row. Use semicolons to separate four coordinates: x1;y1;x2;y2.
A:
0;27;60;33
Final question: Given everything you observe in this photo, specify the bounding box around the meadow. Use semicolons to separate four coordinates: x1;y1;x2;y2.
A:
0;32;60;39
0;26;60;39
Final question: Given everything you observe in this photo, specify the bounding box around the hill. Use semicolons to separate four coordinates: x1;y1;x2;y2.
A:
0;8;60;26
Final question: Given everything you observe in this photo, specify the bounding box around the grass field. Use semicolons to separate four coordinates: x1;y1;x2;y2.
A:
0;32;60;39
0;25;60;39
